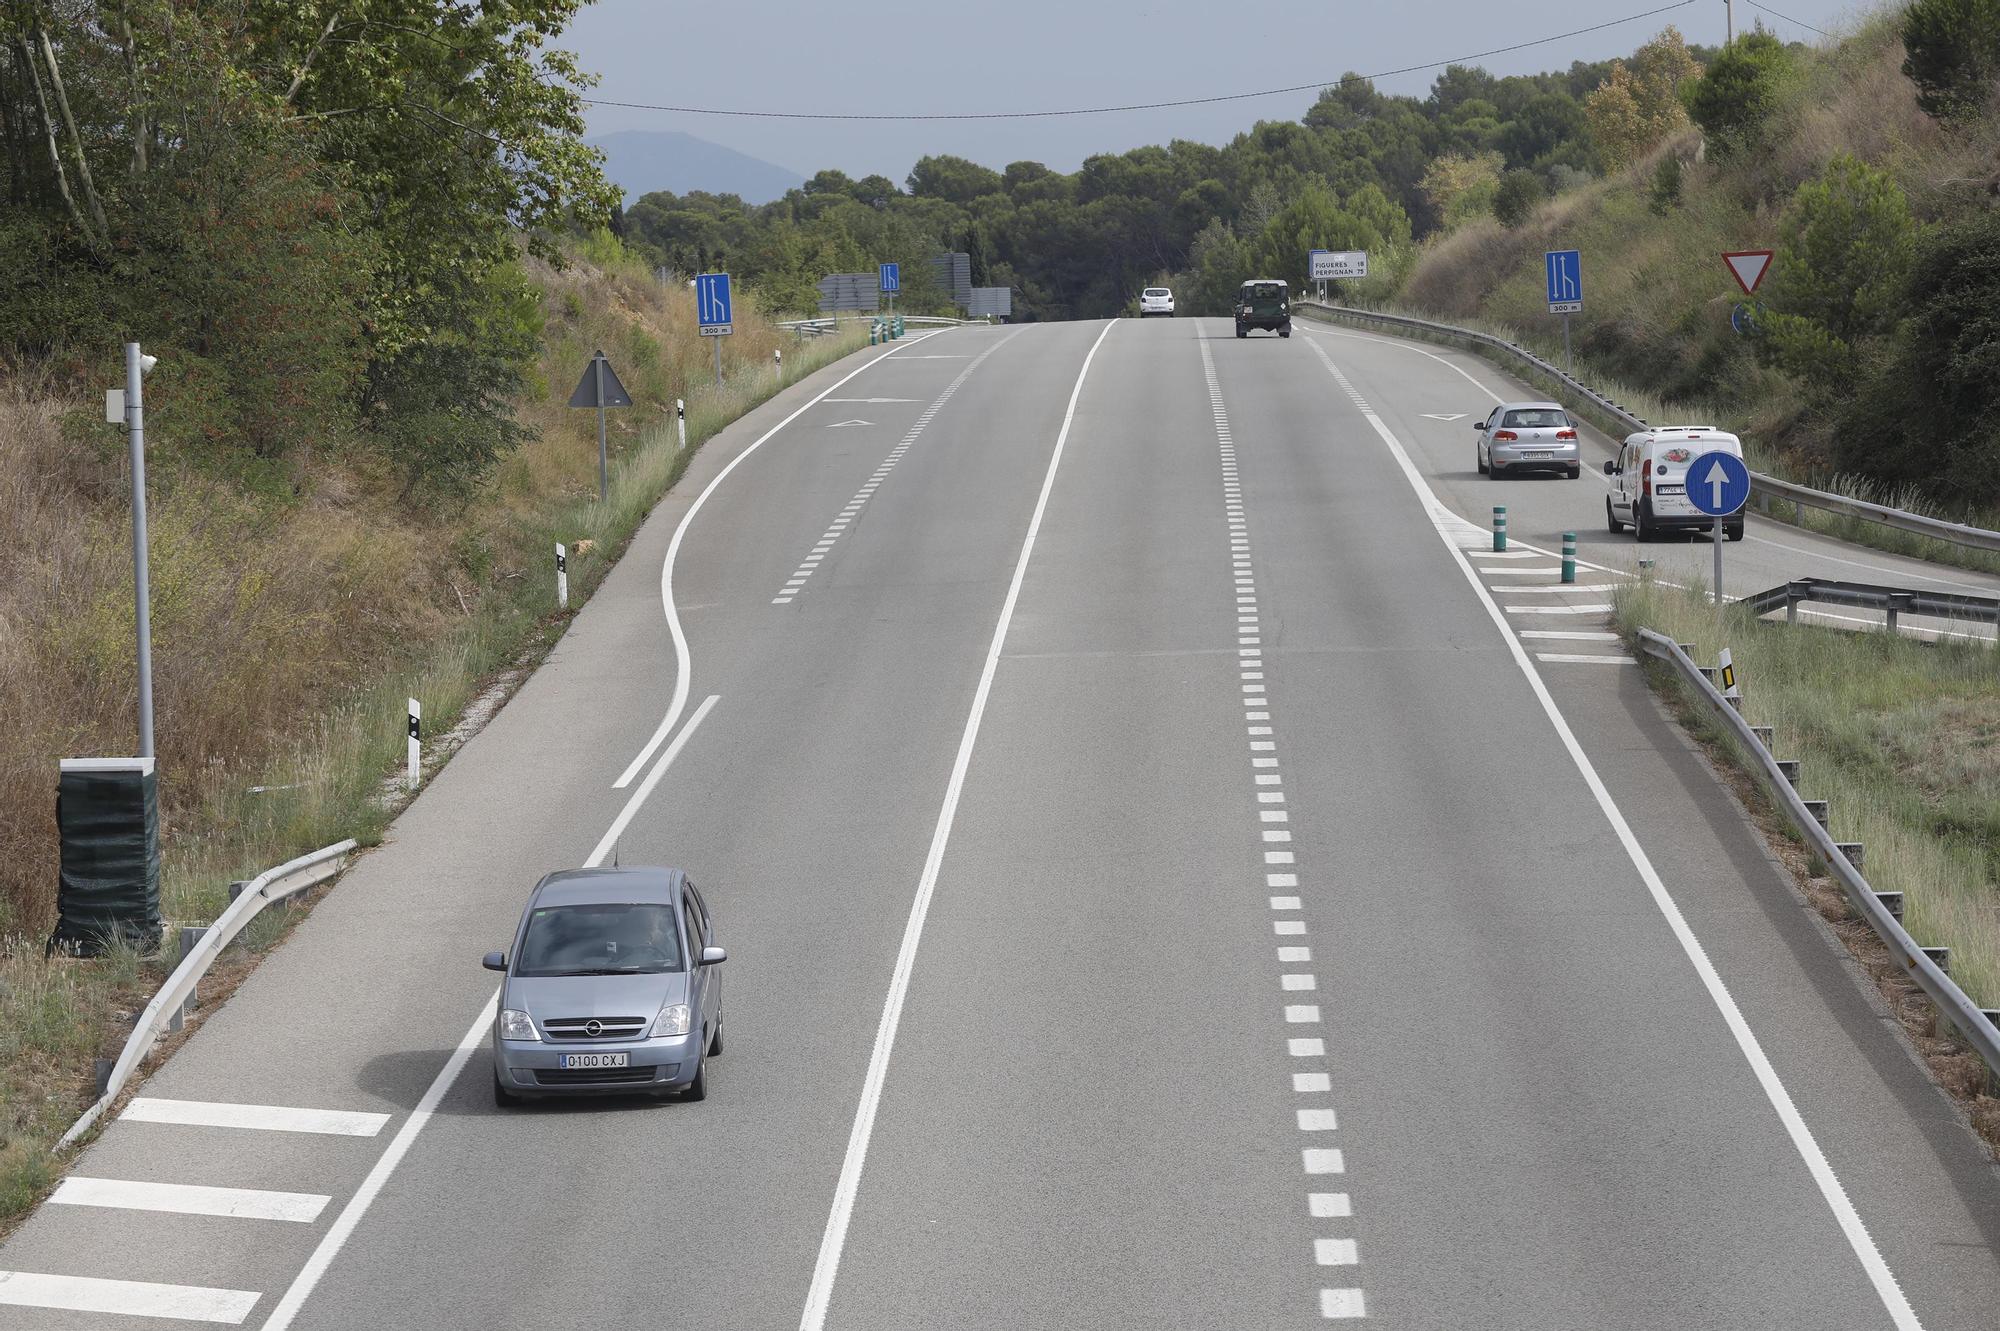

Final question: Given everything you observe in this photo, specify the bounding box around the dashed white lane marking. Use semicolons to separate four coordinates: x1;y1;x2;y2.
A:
120;1098;388;1137
1321;1289;1368;1319
51;1177;329;1224
0;1271;260;1324
1538;653;1638;666
773;331;1021;605
1309;335;1922;1331
1203;333;1364;1322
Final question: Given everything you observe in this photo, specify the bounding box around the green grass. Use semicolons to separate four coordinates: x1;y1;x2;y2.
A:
1614;579;2000;1019
0;317;871;1233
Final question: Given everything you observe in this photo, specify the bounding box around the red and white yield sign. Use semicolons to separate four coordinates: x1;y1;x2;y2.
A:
1722;250;1774;295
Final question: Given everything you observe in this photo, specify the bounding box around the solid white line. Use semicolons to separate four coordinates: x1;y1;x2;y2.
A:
1310;337;1924;1330
612;330;949;788
798;320;1118;1331
0;1271;260;1324
52;1177;328;1223
119;1098;387;1137
588;695;719;867
260;998;495;1331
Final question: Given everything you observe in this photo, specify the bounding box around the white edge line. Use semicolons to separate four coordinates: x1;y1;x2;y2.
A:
613;330;950;788
1309;336;1923;1331
797;319;1118;1331
591;695;720;866
258;996;495;1331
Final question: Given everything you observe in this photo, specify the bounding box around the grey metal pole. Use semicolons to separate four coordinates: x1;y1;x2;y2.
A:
1715;515;1726;642
594;356;607;502
1725;0;1735;43
1563;313;1573;375
125;342;156;759
713;336;722;388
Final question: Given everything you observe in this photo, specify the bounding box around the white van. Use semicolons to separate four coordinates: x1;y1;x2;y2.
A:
1603;426;1746;542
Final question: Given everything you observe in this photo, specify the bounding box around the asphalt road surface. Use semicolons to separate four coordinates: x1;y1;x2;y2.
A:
5;317;1998;1330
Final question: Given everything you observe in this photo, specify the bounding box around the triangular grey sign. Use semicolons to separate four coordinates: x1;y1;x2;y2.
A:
568;351;633;409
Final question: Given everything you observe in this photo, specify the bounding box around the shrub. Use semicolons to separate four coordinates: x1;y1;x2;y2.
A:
1649;154;1684;214
1758;155;1916;382
1492;170;1547;227
1685;29;1793;158
1901;0;2000;121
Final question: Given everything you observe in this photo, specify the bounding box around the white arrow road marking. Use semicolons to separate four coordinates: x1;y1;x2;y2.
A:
1420;412;1469;421
827;420;873;428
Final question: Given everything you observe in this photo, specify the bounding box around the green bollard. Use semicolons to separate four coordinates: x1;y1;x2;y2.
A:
1493;506;1508;552
1561;532;1576;583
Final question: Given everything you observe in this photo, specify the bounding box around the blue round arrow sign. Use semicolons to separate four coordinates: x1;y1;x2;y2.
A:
1687;449;1750;516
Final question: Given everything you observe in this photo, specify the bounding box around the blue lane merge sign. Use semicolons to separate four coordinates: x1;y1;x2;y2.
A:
879;262;900;294
1687;449;1751;516
1545;249;1581;314
696;272;733;335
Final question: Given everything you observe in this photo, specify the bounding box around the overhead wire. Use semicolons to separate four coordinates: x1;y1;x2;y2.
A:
1743;1;1834;39
580;0;1698;122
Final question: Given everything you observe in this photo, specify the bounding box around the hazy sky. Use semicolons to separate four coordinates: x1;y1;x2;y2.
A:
562;0;1875;181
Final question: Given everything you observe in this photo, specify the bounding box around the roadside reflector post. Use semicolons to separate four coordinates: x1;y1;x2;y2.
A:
1561;532;1576;584
555;543;569;612
1492;506;1507;551
1718;646;1740;710
406;698;421;792
675;398;687;452
774;347;782;371
171;926;206;1030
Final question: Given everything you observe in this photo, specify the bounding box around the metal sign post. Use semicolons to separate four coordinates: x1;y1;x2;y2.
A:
1544;249;1582;374
566;351;633;501
122;343;157;759
1687;448;1751;639
696;272;733;387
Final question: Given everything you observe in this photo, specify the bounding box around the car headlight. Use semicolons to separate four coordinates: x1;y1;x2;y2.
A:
650;1003;691;1038
498;1008;539;1042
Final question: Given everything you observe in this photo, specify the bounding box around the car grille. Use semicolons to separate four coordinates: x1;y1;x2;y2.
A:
533;1066;662;1086
542;1016;648;1042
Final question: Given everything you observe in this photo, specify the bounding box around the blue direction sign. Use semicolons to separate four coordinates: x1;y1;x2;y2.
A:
696;272;733;336
879;262;900;294
1545;249;1582;314
1687;449;1751;516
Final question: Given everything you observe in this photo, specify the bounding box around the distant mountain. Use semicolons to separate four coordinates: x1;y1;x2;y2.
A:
592;131;805;204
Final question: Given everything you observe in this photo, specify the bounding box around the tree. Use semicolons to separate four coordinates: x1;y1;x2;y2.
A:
1492;169;1546;227
1758;154;1917;384
1249;181;1411;287
1900;0;2000;120
1420;151;1503;228
1585;26;1703;169
1684;27;1791;158
907;154;1003;204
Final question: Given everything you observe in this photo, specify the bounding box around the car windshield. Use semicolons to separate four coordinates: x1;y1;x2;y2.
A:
515;902;682;976
1503;409;1569;429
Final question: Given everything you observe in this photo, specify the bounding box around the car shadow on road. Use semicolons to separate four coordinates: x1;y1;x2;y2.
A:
355;1046;697;1117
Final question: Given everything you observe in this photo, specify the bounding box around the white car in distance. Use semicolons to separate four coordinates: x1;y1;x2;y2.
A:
1139;287;1175;317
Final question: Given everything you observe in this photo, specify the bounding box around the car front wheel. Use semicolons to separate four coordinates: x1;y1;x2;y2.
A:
683;1057;707;1102
492;1073;516;1108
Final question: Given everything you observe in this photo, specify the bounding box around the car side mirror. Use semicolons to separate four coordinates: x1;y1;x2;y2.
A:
1602;460;1617;475
701;945;728;966
1472;421;1485;430
482;951;507;972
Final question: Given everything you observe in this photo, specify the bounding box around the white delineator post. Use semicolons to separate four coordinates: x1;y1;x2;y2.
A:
555;542;568;611
676;398;687;452
406;699;421;791
774;347;782;372
1718;646;1741;710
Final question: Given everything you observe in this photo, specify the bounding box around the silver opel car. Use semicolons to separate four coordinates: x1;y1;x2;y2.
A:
484;867;724;1105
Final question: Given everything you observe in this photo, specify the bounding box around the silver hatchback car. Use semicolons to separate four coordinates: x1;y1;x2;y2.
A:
484;867;724;1105
1475;401;1581;479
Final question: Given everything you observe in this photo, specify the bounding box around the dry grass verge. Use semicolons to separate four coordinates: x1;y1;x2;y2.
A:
0;239;871;1228
1614;579;2000;1150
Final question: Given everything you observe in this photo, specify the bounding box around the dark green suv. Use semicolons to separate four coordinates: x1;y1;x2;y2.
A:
1235;279;1291;338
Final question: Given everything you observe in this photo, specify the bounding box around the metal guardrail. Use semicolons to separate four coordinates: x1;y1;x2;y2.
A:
1297;301;2000;555
775;314;985;336
57;838;358;1150
1741;577;2000;633
1633;630;2000;1077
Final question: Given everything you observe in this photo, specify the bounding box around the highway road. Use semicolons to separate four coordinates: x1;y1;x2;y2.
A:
4;316;1998;1330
